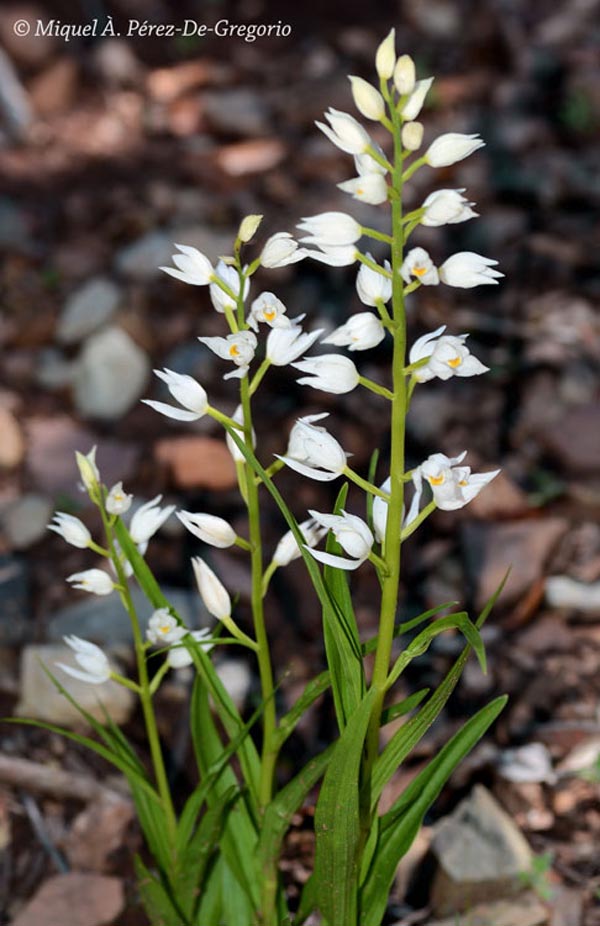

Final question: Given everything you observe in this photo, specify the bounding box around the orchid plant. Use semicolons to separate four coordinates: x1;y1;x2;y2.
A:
34;30;508;926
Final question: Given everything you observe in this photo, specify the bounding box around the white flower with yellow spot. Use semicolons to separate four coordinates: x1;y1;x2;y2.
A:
413;452;500;511
106;482;133;515
146;608;186;645
209;260;249;314
337;173;388;205
401;247;439;286
248;292;290;331
315;108;372;155
322;312;385;351
198;330;257;379
67;568;114;596
409;325;489;382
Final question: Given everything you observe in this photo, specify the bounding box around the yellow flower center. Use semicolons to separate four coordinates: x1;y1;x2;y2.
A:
263;308;277;321
229;344;240;357
447;356;462;368
356;187;364;196
428;473;445;486
413;265;427;277
160;625;171;634
458;479;468;487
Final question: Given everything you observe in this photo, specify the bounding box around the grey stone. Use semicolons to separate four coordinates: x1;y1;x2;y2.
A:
73;326;149;420
430;785;533;915
114;231;173;280
16;643;135;727
422;893;548;926
215;658;251;710
57;277;122;345
1;493;53;550
203;88;271;136
35;348;77;389
0;555;29;643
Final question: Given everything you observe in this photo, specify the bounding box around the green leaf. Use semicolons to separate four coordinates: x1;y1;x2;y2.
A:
360;696;508;926
361;600;460;656
135;856;187;926
275;670;331;750
313;689;377;926
386;612;485;690
380;687;430;725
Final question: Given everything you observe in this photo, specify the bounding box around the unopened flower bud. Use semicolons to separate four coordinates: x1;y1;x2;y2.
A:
393;54;416;95
349;76;385;121
75;446;100;493
375;29;396;80
192;557;231;620
238;214;263;243
401;121;424;151
177;511;237;548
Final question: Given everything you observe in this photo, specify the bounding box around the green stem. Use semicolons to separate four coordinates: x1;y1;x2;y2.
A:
400;499;435;542
357;251;393;279
87;540;110;557
374;297;394;328
358;375;394;401
261;560;278;597
343;466;390;500
365;143;393;173
402;155;427;182
249;358;271;396
362;225;393;244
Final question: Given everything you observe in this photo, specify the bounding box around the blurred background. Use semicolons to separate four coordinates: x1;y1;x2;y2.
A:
0;0;599;923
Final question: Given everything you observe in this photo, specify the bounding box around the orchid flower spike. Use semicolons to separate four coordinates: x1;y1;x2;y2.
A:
66;569;114;596
292;354;360;394
160;244;213;286
260;232;306;268
277;413;348;482
272;518;328;567
266;322;323;366
48;513;91;549
316;107;372;155
409;325;489;382
297;212;363;248
356;255;392;306
198;330;257;379
401;247;439;286
129;495;175;545
146;608;186;646
167;629;213;669
413;452;500;511
143;368;209;422
176;511;237;548
210;260;250;314
322;312;385;351
56;635;111;685
439;252;503;288
306;510;374;571
421;189;478;226
248;292;290;331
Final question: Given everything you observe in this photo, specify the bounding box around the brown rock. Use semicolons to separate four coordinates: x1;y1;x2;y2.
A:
64;794;135;871
216;139;286;176
28;58;79;116
468;471;529;520
537;404;600;475
0;406;25;468
155;435;237;490
462;518;569;610
423;892;548;926
12;873;124;926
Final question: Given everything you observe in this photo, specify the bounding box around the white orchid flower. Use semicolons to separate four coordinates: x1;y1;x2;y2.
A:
393;54;416;95
372;477;423;543
198;330;257;379
160;244;213;286
57;635;111;685
349;76;385;121
297;212;363;248
409;325;489;382
266;322;323;366
354;145;388;177
106;482;133;515
322;312;385;351
401;121;424;151
337;173;388;205
292;354;360;394
248;292;290;331
176;511;236;548
225;405;255;463
316;107;372;155
413;452;500;511
375;29;396;80
48;513;91;549
439;252;503;288
66;569;114;596
260;232;306;268
75;446;100;492
401;247;439;286
209;260;249;314
129;495;175;545
425;133;485;168
167;629;213;669
356;255;392;306
306;509;374;571
273;518;328;567
143;368;209;422
421;189;478;226
302;244;359;266
192;557;231;620
146;608;186;645
401;77;434;121
277;413;348;482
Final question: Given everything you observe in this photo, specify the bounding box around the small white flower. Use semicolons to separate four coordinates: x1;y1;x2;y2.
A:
48;513;91;549
192;557;231;620
67;569;114;596
337;173;389;205
129;495;175;545
425;133;485;168
375;29;396;80
75;446;100;492
248;292;290;331
413;451;500;511
238;214;263;243
266;322;323;366
439;252;503;288
146;608;186;645
302;244;359;267
225;405;255;464
297;212;362;248
356;255;392;306
421;189;478;226
273;517;328;567
316;108;372;155
160;244;213;286
306;509;374;571
260;232;306;268
176;511;236;548
372;476;423;543
198;330;257;379
143;368;209;422
322;312;385;351
277;413;348;482
57;635;111;685
106;482;133;516
401;121;424;152
401;247;439;286
393;54;416;95
409;325;489;382
167;628;213;669
292;354;360;395
401;77;434;121
349;76;385;121
209;260;250;314
355;145;387;177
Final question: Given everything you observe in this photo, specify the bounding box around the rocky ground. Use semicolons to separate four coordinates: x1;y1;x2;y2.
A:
0;0;599;924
